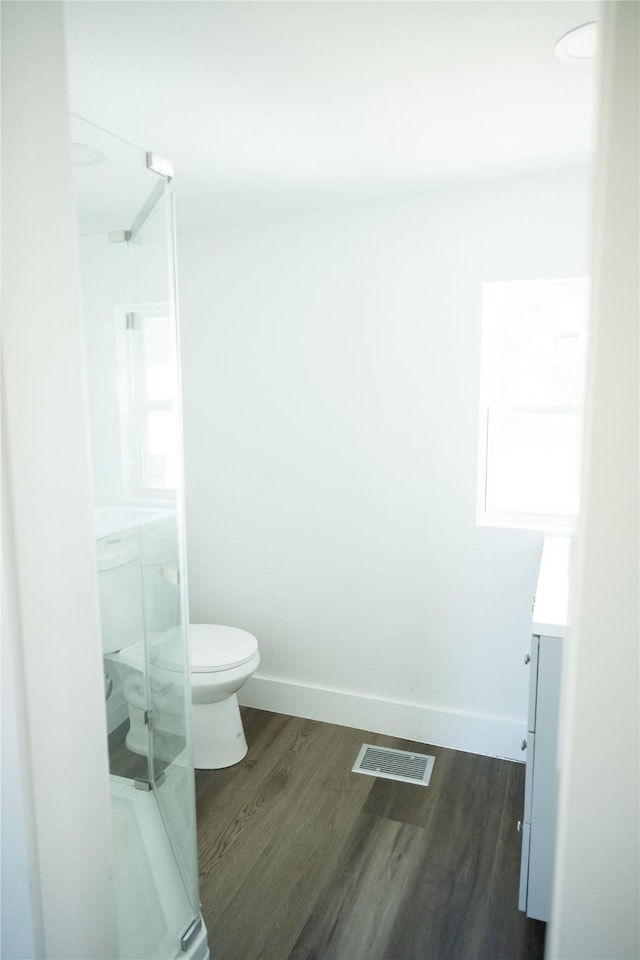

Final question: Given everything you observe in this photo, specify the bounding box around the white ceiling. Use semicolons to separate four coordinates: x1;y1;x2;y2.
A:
63;0;598;229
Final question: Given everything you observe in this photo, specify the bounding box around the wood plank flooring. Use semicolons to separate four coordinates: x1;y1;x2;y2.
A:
108;721;180;781
195;708;545;960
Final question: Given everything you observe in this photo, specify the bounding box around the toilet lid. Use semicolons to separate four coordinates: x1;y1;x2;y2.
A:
114;625;258;674
188;624;258;672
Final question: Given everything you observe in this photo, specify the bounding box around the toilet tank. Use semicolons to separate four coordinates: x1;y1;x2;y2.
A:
97;535;144;654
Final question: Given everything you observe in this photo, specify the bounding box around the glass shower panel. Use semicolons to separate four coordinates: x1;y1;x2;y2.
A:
71;115;201;958
125;181;199;910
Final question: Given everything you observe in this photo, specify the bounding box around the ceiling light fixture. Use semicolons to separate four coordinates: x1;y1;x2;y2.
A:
72;142;107;166
554;21;597;62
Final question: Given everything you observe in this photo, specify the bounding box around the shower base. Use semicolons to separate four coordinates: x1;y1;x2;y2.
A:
110;777;209;960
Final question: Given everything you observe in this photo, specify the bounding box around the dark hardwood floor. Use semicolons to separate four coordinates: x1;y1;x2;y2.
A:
108;721;179;781
195;707;546;960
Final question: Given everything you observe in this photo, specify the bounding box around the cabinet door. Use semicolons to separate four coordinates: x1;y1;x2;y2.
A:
524;732;535;825
518;822;531;913
527;635;563;921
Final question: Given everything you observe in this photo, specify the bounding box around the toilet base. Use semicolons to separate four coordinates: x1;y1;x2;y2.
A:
192;693;248;769
125;705;150;756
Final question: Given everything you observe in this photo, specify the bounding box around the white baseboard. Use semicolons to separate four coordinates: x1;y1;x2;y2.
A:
239;674;526;762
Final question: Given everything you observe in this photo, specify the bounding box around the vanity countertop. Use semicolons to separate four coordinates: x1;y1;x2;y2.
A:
532;536;572;638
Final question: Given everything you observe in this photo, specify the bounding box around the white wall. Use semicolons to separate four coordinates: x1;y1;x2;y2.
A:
549;3;639;957
1;3;118;957
178;166;591;759
1;494;43;959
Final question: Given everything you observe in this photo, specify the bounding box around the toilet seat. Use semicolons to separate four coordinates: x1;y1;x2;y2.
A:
148;623;258;674
107;624;258;677
188;624;258;673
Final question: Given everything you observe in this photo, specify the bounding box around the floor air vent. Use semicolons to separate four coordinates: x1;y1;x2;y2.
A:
352;744;435;786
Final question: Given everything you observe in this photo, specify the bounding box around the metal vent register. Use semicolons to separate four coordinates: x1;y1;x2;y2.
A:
352;744;435;786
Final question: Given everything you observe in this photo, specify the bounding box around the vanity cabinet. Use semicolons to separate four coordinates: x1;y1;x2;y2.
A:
518;537;570;922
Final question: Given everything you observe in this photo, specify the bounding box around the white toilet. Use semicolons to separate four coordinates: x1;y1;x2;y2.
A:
107;623;260;769
98;533;260;770
187;623;260;769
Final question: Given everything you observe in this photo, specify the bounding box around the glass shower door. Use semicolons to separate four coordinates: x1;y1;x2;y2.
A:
124;179;200;916
71;114;202;959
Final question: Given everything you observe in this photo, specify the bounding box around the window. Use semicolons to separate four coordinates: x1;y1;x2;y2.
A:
117;304;179;500
477;277;590;532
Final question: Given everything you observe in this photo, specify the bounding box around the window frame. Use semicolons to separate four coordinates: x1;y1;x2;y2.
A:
116;303;179;504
